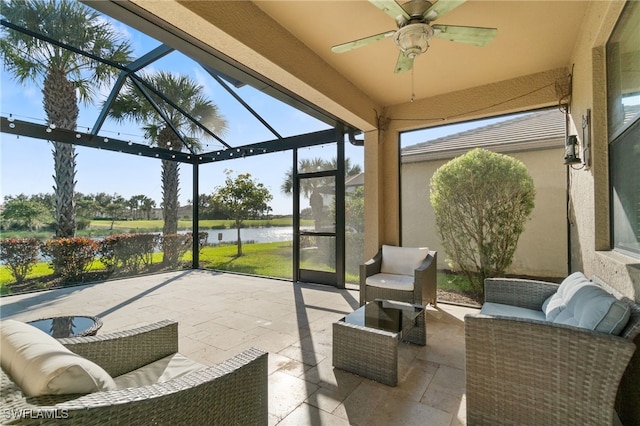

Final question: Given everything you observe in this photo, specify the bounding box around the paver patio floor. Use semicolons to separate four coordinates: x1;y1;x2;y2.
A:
0;269;478;425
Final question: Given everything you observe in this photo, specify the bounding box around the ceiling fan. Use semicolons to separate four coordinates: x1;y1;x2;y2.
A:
331;0;497;73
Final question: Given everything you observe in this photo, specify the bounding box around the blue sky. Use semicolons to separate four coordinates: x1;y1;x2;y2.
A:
0;4;496;215
0;10;364;215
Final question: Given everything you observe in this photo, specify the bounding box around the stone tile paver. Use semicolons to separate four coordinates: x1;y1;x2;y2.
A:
0;269;478;425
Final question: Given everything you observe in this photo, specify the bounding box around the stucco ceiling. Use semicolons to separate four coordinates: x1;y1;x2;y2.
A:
253;0;588;107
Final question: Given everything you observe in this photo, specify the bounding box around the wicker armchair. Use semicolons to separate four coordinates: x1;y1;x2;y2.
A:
1;320;268;425
359;246;437;307
465;277;640;426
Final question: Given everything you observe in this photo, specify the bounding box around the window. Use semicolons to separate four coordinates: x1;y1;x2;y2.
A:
607;0;640;257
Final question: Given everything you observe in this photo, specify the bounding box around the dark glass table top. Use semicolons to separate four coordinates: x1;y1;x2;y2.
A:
341;299;424;335
27;315;102;338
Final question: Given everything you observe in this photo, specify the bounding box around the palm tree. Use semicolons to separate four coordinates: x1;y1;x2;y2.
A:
108;71;227;243
0;0;132;237
140;196;157;220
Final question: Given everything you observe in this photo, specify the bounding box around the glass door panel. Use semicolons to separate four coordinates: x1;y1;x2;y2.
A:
297;173;337;286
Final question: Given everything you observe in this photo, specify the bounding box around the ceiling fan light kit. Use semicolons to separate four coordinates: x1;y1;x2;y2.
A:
394;23;434;58
332;0;497;73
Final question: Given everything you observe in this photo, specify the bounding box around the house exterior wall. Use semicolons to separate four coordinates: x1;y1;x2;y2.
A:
401;147;568;278
567;1;639;299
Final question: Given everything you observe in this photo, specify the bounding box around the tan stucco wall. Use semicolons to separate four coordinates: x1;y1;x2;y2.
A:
401;148;568;278
566;1;639;300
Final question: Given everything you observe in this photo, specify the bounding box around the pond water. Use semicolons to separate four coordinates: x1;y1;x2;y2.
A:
188;226;308;244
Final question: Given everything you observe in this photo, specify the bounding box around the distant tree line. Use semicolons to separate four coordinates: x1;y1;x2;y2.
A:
1;192;157;231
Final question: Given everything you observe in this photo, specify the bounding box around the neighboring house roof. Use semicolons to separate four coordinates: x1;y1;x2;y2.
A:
402;109;565;163
345;172;364;188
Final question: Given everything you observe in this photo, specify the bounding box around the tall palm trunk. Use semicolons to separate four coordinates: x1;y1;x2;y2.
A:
43;69;78;238
158;127;180;236
158;127;180;264
161;158;179;235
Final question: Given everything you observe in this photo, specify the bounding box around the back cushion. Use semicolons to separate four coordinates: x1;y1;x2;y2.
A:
380;245;429;276
0;319;116;396
552;284;631;335
542;272;590;321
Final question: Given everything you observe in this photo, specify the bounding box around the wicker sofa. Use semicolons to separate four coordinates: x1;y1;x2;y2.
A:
0;319;268;425
359;245;437;307
465;274;640;426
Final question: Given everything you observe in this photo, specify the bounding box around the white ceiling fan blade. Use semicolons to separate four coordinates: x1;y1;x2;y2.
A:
394;52;414;73
424;0;467;21
369;0;410;23
331;31;395;53
432;25;497;46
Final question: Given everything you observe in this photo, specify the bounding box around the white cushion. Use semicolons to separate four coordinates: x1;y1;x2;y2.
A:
114;353;205;389
480;302;547;321
380;245;429;276
542;272;590;321
366;273;414;291
0;319;116;397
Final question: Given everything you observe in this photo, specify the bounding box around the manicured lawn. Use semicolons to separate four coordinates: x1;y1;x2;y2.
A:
0;263;54;294
199;242;293;279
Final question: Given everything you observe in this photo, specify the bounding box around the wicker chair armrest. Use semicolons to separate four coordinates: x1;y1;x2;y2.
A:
361;250;382;278
415;250;436;273
465;314;636;425
58;320;178;377
414;251;437;305
359;250;382;305
484;278;559;310
7;348;268;425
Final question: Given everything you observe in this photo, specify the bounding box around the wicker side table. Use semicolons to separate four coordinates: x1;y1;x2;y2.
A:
332;299;426;386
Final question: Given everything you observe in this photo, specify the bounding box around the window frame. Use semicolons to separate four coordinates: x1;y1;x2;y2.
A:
606;0;640;258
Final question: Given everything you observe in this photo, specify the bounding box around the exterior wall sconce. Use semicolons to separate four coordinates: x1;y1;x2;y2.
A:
563;109;591;170
564;135;581;165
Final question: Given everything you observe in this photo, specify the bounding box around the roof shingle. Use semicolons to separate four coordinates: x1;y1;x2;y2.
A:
402;109;565;163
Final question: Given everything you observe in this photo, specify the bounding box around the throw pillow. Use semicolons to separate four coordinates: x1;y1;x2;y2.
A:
0;319;116;397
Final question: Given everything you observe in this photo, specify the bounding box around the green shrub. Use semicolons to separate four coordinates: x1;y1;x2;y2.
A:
42;237;97;281
430;148;535;297
186;232;208;250
76;218;91;230
98;233;159;273
0;238;42;283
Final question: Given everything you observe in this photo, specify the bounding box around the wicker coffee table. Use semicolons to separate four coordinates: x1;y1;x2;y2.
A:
332;299;426;386
27;315;103;338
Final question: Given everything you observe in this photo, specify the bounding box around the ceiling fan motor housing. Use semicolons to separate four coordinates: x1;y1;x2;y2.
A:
394;23;434;58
